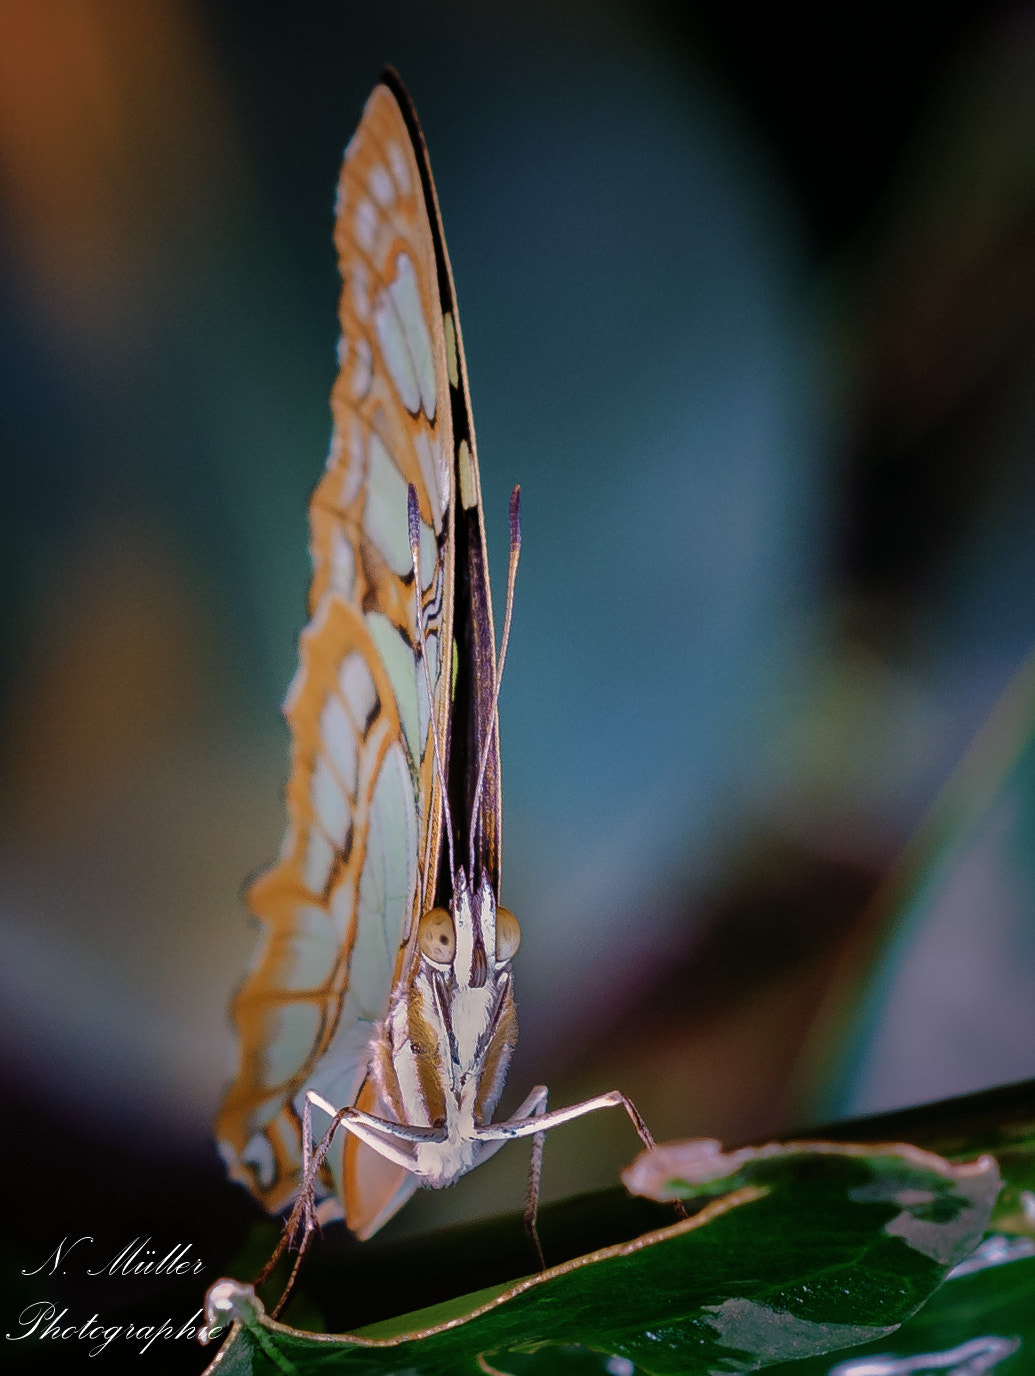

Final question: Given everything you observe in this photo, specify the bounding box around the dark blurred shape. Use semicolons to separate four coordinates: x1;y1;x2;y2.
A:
557;840;881;1165
650;0;994;248
836;12;1035;646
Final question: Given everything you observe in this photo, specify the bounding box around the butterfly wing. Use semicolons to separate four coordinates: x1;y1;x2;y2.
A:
216;73;499;1238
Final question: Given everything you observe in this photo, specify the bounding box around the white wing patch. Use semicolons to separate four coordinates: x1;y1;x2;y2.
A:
364;432;413;576
355;740;418;998
338;651;377;731
311;754;349;848
338;413;365;504
327;526;356;597
260;1002;322;1090
303;829;335;896
350;335;372;401
237;1133;276;1190
386;140;411;195
414;510;436;592
350;258;372;324
354;197;377;254
275;903;341;990
365;612;422;771
369;163;395;208
413;428;449;534
373;252;436;419
321;692;359;795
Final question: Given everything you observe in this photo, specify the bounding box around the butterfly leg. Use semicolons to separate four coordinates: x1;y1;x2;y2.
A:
522;1087;549;1269
260;1092;442;1317
289;1091;442;1249
475;1089;688;1250
469;1084;549;1269
255;1091;342;1312
291;1089;447;1245
476;1089;686;1221
476;1088;657;1149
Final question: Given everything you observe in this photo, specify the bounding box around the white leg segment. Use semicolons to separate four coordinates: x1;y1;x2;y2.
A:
302;1089;447;1178
475;1089;653;1148
471;1084;549;1167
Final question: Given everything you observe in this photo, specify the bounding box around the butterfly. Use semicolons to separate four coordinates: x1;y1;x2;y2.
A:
216;68;654;1255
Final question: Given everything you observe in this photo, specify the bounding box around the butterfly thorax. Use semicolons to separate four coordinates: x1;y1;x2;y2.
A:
371;869;518;1188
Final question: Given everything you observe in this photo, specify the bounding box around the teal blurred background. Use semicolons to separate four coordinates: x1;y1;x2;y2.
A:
1;0;1034;1303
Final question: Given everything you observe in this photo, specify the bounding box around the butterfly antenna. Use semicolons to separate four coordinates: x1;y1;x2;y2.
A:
408;485;456;887
469;485;521;875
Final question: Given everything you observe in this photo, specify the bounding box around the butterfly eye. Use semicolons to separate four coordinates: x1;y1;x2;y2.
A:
418;907;455;963
495;906;521;962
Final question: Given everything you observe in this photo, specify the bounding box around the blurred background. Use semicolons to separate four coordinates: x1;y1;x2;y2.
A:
2;0;1035;1340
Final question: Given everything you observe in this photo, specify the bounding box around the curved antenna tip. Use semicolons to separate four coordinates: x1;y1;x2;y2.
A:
509;485;522;550
407;483;421;550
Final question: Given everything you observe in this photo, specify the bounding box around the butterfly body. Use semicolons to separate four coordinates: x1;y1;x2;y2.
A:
370;869;518;1188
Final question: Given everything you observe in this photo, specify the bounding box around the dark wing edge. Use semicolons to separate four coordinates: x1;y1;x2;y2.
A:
379;68;503;898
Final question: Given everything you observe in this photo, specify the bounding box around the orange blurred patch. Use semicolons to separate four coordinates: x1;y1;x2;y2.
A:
2;518;210;838
0;0;237;347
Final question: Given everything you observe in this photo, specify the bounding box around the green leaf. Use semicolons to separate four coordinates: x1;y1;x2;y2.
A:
762;1248;1035;1374
802;1076;1035;1237
202;1142;998;1375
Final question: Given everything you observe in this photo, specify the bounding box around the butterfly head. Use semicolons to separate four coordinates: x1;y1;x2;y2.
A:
417;868;520;988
